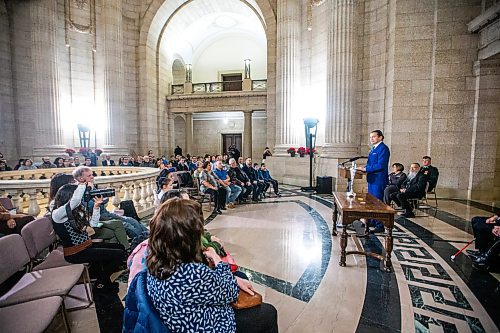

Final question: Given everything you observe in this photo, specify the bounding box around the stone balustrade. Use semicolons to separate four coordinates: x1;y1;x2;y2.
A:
0;167;159;218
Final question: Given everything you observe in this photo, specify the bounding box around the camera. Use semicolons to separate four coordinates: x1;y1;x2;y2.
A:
84;187;115;202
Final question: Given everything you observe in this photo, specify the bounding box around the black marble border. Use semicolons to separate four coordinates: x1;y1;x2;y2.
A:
446;199;500;215
396;216;500;330
205;199;332;303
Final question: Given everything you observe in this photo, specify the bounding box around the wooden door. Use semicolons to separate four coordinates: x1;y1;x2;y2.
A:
222;73;242;91
222;134;242;155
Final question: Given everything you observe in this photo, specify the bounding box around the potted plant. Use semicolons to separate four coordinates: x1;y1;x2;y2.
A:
95;148;103;156
305;147;315;156
286;147;296;157
65;148;76;157
297;147;306;157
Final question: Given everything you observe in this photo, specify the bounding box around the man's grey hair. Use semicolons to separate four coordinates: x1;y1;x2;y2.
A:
229;158;236;164
72;166;92;179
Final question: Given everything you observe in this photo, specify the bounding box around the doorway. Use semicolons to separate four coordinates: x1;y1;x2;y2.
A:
222;134;242;156
221;73;242;91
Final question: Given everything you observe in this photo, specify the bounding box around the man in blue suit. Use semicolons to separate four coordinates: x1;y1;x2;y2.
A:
358;130;390;233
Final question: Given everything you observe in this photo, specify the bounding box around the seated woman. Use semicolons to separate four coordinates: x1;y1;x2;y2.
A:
124;198;278;333
0;202;35;236
154;178;173;207
51;181;126;293
383;162;407;205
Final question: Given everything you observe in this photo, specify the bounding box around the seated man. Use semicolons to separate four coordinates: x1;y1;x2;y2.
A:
101;154;115;166
0;159;11;171
228;158;252;202
391;163;429;218
37;156;56;169
176;157;190;171
468;215;500;270
383;162;407;205
139;155;155;168
259;163;281;197
421;156;439;192
242;158;264;202
213;160;241;209
0;202;35;236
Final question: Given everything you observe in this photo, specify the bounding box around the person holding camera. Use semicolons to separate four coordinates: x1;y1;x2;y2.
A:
51;180;126;293
73;166;149;244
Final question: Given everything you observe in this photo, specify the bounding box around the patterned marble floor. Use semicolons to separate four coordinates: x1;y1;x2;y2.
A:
47;185;499;333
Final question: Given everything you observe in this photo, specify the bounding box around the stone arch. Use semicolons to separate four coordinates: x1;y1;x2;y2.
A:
137;0;276;155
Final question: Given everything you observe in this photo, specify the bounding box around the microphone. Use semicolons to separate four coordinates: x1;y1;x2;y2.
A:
348;156;368;162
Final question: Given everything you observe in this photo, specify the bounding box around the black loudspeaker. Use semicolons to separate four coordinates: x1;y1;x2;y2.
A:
316;176;333;194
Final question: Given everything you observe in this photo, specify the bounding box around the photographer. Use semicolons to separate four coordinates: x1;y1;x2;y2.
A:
468;215;500;270
51;180;126;293
73;166;149;246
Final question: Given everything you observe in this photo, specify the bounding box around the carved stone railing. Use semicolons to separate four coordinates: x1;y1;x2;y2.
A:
0;167;159;218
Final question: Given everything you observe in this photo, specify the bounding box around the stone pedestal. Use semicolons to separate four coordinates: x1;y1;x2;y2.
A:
242;78;252;91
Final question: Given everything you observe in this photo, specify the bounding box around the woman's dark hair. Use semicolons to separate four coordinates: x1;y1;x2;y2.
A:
202;161;210;169
54;157;63;165
53;184;89;231
392;163;404;172
49;173;75;201
159;189;188;204
147;198;204;279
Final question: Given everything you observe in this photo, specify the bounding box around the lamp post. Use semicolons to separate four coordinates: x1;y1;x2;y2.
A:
244;59;251;79
185;63;192;83
301;118;319;192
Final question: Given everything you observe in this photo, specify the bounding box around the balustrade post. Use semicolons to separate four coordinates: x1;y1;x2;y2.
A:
27;189;41;217
12;191;24;214
146;179;154;207
112;184;122;210
132;181;141;210
139;180;147;209
123;182;131;201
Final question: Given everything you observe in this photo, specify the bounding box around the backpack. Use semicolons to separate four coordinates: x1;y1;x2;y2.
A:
120;200;141;222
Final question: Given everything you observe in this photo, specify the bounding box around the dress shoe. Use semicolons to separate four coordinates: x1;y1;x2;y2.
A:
220;206;227;210
399;211;415;218
369;226;385;234
251;198;259;203
213;209;222;215
466;249;481;256
472;254;489;271
276;193;282;197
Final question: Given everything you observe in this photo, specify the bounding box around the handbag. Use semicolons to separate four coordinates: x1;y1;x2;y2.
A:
231;290;262;310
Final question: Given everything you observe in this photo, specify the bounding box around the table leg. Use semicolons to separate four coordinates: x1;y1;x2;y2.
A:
339;225;347;267
384;227;393;272
332;201;338;236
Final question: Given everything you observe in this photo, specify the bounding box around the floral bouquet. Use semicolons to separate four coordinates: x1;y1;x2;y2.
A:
95;148;103;156
286;147;296;154
65;148;76;156
305;147;315;155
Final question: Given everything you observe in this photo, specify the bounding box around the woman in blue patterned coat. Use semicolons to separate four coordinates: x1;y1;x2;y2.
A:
144;198;278;333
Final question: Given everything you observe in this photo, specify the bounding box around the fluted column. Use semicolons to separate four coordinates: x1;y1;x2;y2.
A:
243;110;253;159
323;0;359;158
103;0;127;155
31;0;65;157
185;112;193;155
274;0;301;155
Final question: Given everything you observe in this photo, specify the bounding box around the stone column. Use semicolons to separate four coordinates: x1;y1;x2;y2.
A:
322;0;359;158
102;0;127;155
274;0;301;155
31;0;65;157
184;112;193;155
243;110;253;159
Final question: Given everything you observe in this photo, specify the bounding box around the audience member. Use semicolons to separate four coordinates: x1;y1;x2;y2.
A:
242;158;264;202
139;155;155;168
468;215;500;270
262;147;272;161
228;158;252;202
102;154;116;166
73;156;81;167
391;163;429;218
154;178;173;206
126;198;278;333
13;159;25;170
214;160;242;209
38;156;56;168
174;145;182;157
0;159;11;171
120;156;133;166
0;202;35;236
51;182;126;293
260;163;281;197
18;158;37;170
200;161;226;214
54;157;65;168
383;162;407;204
421;156;439;192
177;157;189;171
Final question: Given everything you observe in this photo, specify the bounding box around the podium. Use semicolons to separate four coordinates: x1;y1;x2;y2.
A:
338;166;364;180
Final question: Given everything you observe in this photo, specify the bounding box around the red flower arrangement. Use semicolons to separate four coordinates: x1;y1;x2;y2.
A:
297;147;306;153
65;148;76;156
305;147;315;155
95;148;103;156
79;147;89;154
286;147;296;154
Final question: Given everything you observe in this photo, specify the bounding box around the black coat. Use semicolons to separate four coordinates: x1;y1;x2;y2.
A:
402;171;429;197
242;164;258;182
228;166;249;185
388;172;407;188
421;165;439;192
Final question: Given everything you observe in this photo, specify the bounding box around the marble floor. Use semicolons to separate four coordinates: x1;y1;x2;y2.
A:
45;185;499;333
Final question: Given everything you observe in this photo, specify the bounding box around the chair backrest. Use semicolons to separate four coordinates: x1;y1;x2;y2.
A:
0;234;31;284
20;217;57;260
0;197;14;211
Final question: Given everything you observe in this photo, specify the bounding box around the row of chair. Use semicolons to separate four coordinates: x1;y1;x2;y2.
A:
0;217;93;333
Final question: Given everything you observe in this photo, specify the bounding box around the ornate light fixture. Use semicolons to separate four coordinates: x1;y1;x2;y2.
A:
244;59;251;79
185;64;192;83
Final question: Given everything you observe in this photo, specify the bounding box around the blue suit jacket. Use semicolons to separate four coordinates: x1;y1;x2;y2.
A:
365;142;390;187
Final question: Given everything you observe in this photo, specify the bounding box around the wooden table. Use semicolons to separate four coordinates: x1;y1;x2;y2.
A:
331;192;395;272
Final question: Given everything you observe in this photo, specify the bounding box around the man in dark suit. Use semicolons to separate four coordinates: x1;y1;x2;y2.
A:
421;156;439;192
102;154;116;166
242;158;264;202
392;163;429;218
358;130;390;232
